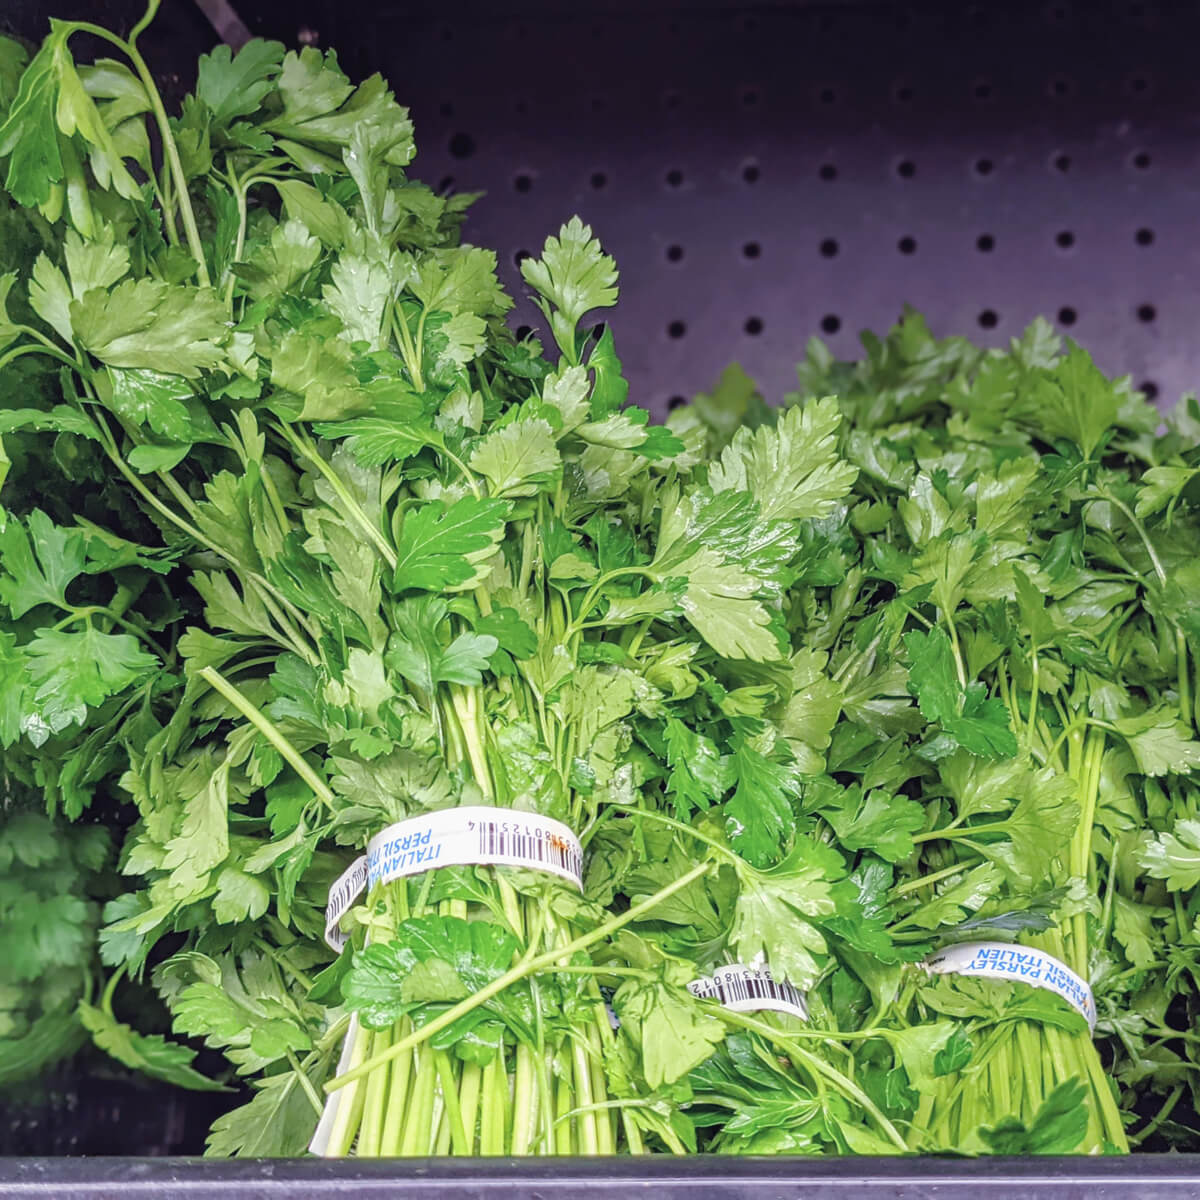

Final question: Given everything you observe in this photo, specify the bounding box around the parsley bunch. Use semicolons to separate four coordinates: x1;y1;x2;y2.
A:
670;310;1200;1153
0;793;105;1088
0;7;877;1158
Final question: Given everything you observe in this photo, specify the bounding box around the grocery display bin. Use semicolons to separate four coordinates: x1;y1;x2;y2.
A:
3;0;1200;1193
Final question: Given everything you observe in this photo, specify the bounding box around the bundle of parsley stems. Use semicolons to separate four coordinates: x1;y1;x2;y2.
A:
5;4;1200;1160
0;9;875;1158
755;315;1200;1153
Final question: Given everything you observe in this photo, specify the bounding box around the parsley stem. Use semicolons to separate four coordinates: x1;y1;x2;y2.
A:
327;861;713;1092
548;965;648;978
91;413;318;660
613;806;740;866
450;685;494;798
711;1008;909;1151
434;1048;471;1154
439;446;482;499
127;0;159;48
286;1047;325;1118
890;859;972;897
944;614;968;690
0;342;78;373
1091;490;1193;727
1130;1083;1185;1146
65;19;210;287
199;665;337;808
567;566;655;635
276;425;398;571
911;824;990;844
390;303;425;393
100;966;124;1018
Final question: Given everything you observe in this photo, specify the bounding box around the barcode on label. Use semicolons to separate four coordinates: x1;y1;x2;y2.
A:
365;806;584;892
323;856;369;951
471;819;583;881
688;963;808;1020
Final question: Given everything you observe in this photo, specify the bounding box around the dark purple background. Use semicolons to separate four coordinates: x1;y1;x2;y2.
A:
7;1;1200;416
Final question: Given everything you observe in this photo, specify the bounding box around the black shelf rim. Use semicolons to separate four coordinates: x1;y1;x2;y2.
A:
4;1154;1200;1191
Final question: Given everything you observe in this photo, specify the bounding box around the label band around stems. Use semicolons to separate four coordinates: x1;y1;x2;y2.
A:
688;962;809;1021
923;941;1097;1031
322;806;585;951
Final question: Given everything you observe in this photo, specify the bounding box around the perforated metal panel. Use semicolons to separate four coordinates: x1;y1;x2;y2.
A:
8;1;1200;415
269;0;1200;416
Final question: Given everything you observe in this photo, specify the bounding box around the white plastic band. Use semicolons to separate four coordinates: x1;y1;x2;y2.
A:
924;941;1096;1031
366;806;583;890
321;807;584;951
323;857;369;951
688;963;808;1021
308;1013;360;1156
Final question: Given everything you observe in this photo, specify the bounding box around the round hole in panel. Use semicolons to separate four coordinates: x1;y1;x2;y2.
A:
819;162;838;181
894;82;914;103
974;157;994;177
513;249;531;268
1135;227;1155;246
898;235;917;254
515;324;533;341
978;309;999;329
1131;150;1152;170
742;162;761;183
976;233;996;252
1052;152;1072;172
590;171;608;189
448;132;476;158
821;314;842;334
665;244;685;263
819;237;840;258
1137;303;1157;322
745;316;764;335
667;320;687;339
896;158;917;179
742;86;762;107
1058;306;1078;326
665;167;684;187
513;173;533;193
1140;380;1159;400
1056;230;1076;249
973;79;993;101
437;175;455;193
1048;75;1074;98
668;395;688;410
662;90;682;111
819;86;837;105
742;241;761;259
